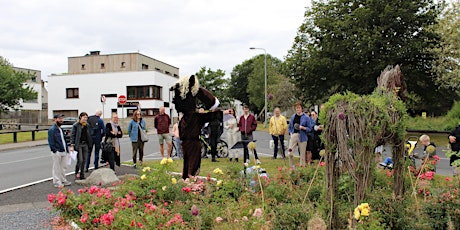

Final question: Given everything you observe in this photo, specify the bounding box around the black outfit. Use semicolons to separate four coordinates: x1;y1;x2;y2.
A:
105;123;123;170
309;118;324;160
208;119;223;161
449;125;460;166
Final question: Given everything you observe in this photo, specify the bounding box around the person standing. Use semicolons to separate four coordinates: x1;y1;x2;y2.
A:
105;112;123;171
85;109;105;172
69;112;93;180
238;105;260;164
448;126;460;176
48;114;72;187
224;108;240;162
154;106;172;158
269;107;288;159
171;113;183;158
128;110;147;168
208;114;223;162
309;110;324;161
287;102;313;168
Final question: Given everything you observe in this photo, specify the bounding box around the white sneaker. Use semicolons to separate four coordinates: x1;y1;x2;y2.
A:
63;181;72;186
256;159;261;165
54;182;63;188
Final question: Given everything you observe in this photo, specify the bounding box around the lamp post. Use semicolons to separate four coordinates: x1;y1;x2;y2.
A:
249;47;267;127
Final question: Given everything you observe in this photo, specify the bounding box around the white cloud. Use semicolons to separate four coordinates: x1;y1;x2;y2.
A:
0;0;309;79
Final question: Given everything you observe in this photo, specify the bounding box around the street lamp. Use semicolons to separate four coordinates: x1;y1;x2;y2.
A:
249;47;267;127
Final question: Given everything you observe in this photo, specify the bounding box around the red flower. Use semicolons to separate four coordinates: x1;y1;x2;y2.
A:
277;166;282;172
182;187;192;193
80;213;88;223
433;155;440;161
89;186;99;194
319;162;326;166
57;196;66;205
446;177;451;182
130;220;136;227
47;194;56;203
78;204;83;210
137;222;143;228
150;189;157;194
92;217;100;224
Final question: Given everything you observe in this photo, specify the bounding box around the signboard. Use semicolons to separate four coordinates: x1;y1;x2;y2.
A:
117;101;139;108
118;95;127;105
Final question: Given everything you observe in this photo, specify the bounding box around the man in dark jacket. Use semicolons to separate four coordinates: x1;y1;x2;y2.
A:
48;114;71;187
86;109;105;171
238;105;260;164
449;125;460;175
69;112;93;180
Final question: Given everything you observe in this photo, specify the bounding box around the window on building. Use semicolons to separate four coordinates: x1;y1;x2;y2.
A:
142;64;149;70
81;64;85;70
121;62;125;68
127;108;159;117
101;63;105;69
66;88;79;99
165;71;170;75
127;85;162;100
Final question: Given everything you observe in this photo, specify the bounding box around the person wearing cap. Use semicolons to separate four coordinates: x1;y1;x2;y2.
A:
48;114;72;188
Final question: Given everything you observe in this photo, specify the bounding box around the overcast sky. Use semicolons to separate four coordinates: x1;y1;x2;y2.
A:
1;0;309;80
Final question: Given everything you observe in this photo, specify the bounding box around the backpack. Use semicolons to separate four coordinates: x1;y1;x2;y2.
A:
87;115;100;137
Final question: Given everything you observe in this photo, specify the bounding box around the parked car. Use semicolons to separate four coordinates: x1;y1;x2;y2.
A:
61;117;77;144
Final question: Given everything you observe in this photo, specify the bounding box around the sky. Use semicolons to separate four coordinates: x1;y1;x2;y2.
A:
0;0;310;80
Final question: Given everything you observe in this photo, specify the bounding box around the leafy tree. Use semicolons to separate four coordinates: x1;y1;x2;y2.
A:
284;0;449;113
0;57;37;112
432;0;460;95
195;67;230;107
229;55;284;115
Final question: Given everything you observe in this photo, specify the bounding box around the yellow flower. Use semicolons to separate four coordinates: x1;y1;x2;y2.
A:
319;149;326;157
248;141;257;150
171;178;177;184
360;203;369;210
213;168;223;174
217;180;223;187
160;158;167;165
140;174;147;180
255;165;260;169
142;167;151;172
162;186;167;191
354;208;361;220
167;158;173;163
361;208;369;217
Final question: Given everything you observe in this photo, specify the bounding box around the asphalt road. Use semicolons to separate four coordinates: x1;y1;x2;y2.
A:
0;131;453;193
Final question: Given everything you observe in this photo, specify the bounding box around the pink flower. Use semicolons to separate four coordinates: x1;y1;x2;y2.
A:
80;213;88;223
253;208;263;217
89;186;99;194
191;205;199;216
278;166;282;172
182;187;192;193
137;222;143;228
433;155;440;161
47;194;56;203
130;220;136;227
386;170;393;177
150;189;157;194
216;217;223;223
268;94;274;100
319;162;326;166
57;196;66;205
425;171;435;180
78;204;83;210
338;112;346;120
92;217;99;224
446;177;451;182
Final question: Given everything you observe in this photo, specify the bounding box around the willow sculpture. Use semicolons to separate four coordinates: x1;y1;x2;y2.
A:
321;65;407;229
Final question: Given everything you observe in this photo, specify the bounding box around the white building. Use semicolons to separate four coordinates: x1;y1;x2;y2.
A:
47;52;180;127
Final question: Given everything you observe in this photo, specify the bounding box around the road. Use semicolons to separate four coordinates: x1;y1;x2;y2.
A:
0;131;453;193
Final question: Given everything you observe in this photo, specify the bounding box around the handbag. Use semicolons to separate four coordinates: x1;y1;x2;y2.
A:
102;140;113;154
139;125;149;142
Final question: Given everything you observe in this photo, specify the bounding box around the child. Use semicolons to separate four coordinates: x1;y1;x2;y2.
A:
413;134;437;173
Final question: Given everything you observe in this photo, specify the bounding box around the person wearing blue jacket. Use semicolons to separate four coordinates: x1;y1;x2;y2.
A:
48;114;71;188
128;110;147;168
287;102;313;168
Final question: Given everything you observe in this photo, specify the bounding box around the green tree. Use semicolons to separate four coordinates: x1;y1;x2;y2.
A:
195;67;230;106
229;55;284;114
432;0;460;95
0;57;37;112
284;0;449;113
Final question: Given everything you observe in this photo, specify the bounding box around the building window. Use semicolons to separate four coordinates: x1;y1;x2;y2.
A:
142;64;149;70
66;88;79;99
101;63;105;69
127;108;159;117
127;85;162;100
81;64;85;70
121;62;125;68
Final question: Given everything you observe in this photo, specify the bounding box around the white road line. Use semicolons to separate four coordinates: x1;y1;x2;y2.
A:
0;155;49;165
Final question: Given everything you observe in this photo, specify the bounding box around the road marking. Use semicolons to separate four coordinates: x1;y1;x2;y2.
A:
0;155;49;165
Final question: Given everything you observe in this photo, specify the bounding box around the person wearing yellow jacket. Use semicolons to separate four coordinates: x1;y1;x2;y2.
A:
269;107;288;159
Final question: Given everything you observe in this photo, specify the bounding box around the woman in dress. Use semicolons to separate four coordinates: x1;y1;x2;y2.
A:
224;108;240;162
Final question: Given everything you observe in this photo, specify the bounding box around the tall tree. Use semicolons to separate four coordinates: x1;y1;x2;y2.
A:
284;0;448;113
195;67;230;106
229;55;283;114
432;0;460;95
0;57;37;112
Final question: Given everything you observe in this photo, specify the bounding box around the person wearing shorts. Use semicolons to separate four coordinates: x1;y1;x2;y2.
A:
154;106;172;158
